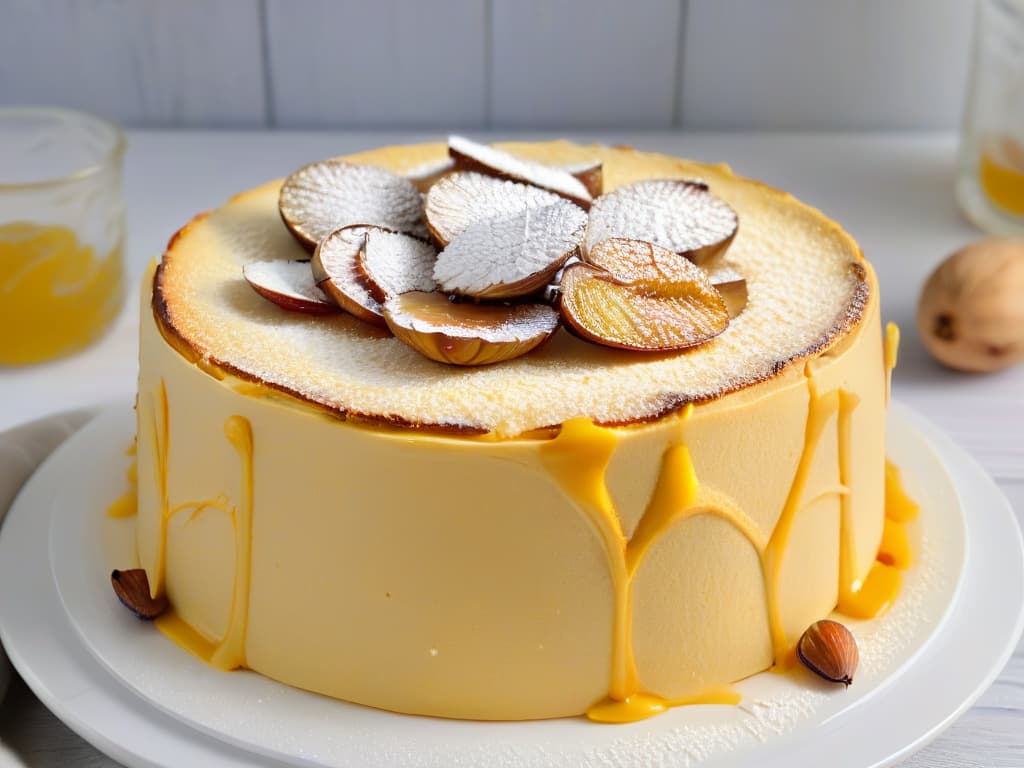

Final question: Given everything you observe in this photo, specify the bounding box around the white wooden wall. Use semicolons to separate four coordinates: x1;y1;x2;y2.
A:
0;0;976;130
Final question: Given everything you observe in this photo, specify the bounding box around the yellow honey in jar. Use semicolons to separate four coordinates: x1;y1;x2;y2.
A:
979;135;1024;217
0;221;123;365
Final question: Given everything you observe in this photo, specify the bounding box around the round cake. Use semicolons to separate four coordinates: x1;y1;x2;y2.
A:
134;140;891;722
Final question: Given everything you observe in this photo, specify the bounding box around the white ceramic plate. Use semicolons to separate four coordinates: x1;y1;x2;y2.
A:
0;402;1021;768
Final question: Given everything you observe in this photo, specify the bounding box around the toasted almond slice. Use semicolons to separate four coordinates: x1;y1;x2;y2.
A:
434;199;587;300
111;568;167;620
706;264;748;318
448;135;593;208
405;157;456;192
358;229;437;303
562;159;604;198
424;171;562;247
384;291;560;366
312;225;385;325
586;237;704;284
559;258;729;352
279;160;428;250
242;259;340;315
586;179;738;265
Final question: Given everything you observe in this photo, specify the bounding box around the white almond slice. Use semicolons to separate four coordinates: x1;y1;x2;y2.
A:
312;226;385;325
383;291;560;366
706;264;748;318
242;259;339;315
405;157;456;192
358;229;437;303
434;199;588;300
448;135;593;208
279;160;428;250
424;171;562;247
586;179;738;265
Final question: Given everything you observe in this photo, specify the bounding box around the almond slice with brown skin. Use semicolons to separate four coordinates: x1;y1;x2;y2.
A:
706;264;748;318
586;179;738;265
560;238;730;351
562;159;604;198
111;568;167;620
434;199;587;300
358;229;437;303
424;171;562;247
312;225;386;325
242;259;340;315
384;291;560;366
279;160;428;250
448;135;593;209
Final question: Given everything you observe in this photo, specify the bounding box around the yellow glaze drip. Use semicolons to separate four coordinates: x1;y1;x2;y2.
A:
150;405;256;670
884;460;920;524
106;492;137;519
837;563;902;619
587;687;741;724
541;419;633;700
150;380;171;597
107;443;140;518
155;608;219;663
884;322;899;404
837;390;863;608
546;407;764;722
210;415;255;670
877;518;912;570
836;456;918;619
763;372;841;658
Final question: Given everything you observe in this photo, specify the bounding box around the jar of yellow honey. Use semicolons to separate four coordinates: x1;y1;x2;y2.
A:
0;107;125;365
957;0;1024;235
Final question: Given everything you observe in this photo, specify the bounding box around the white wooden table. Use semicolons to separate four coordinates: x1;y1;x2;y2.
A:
0;131;1020;767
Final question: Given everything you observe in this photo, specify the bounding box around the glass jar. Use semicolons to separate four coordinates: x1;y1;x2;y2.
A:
0;107;126;365
957;0;1024;235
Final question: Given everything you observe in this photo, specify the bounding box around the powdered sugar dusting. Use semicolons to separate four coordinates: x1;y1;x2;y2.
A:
160;143;868;436
425;172;562;245
434;200;586;299
587;179;738;264
280;160;428;248
360;230;436;299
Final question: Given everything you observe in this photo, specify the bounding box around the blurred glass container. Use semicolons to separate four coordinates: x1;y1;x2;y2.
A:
0;107;125;365
957;0;1024;235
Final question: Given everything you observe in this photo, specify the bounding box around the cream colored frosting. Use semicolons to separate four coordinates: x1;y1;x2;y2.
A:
134;142;892;722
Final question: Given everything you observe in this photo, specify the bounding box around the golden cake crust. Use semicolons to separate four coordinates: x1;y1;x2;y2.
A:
155;141;869;437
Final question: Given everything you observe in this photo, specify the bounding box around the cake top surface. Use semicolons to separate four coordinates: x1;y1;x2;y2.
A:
157;141;869;437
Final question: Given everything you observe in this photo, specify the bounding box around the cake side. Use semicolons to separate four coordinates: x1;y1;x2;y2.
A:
155;142;869;437
136;259;886;720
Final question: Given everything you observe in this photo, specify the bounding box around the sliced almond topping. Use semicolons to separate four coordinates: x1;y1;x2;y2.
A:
448;135;593;208
242;259;340;315
405;157;455;192
562;159;604;198
384;291;560;366
706;264;748;318
434;199;587;300
279;160;428;250
111;568;167;620
559;239;730;351
425;171;562;247
312;225;385;325
358;229;437;303
586;179;738;265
